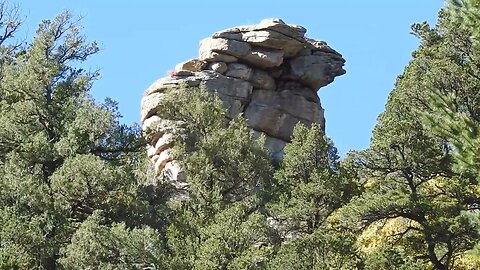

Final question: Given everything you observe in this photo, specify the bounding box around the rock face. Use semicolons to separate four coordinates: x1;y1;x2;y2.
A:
141;19;345;189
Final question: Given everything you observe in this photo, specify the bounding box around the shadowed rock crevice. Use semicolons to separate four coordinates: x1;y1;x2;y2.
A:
140;18;345;188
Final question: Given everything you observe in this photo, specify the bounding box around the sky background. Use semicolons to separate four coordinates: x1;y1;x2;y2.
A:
18;1;445;156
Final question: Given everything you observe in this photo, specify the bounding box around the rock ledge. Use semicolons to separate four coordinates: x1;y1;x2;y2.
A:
140;19;345;189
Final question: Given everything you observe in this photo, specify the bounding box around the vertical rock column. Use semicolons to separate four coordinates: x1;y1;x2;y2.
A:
141;18;345;189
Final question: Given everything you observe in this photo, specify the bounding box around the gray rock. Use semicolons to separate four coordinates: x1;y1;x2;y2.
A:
203;72;253;100
140;18;345;191
163;161;188;188
244;48;283;68
207;62;228;74
277;81;320;103
199;37;251;58
217;94;245;119
242;30;304;57
248;89;323;124
244;88;324;141
258;18;306;40
245;103;311;142
213;18;306;42
251;69;276;90
288;55;346;89
252;130;287;160
225;63;253;80
199;50;238;63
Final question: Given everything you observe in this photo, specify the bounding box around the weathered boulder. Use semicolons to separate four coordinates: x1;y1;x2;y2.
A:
207;62;228;74
225;63;253;80
199;51;238;63
288;54;346;89
140;18;345;191
199;38;251;58
175;59;207;72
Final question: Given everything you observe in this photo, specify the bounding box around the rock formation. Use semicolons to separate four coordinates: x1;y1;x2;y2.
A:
141;19;345;189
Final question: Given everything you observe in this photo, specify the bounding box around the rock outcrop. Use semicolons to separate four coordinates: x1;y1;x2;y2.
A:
141;19;345;189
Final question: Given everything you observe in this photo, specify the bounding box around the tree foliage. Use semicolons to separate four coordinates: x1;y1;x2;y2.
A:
2;1;480;270
0;4;167;269
339;6;480;270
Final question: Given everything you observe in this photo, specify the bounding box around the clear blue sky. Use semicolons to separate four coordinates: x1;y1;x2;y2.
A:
18;1;445;156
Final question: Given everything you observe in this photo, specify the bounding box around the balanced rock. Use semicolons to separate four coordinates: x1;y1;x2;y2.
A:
140;18;345;191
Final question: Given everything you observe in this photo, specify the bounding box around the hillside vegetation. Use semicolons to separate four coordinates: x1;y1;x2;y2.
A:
0;1;479;269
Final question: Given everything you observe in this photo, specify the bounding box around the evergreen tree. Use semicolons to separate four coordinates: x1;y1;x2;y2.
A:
340;8;480;270
424;0;480;181
151;87;276;269
0;5;169;269
265;124;358;269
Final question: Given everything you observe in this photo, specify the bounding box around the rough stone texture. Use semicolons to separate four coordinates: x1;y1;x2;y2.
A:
225;63;253;80
207;62;228;74
140;18;345;191
175;59;207;72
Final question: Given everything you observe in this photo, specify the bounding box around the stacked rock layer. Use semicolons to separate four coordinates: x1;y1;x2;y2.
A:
141;19;345;187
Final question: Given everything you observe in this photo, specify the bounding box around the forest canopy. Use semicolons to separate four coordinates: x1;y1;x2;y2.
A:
0;1;479;270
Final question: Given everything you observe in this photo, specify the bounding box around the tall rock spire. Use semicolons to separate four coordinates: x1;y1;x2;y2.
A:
141;18;345;189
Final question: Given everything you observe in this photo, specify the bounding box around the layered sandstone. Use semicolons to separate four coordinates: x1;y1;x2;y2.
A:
141;19;345;189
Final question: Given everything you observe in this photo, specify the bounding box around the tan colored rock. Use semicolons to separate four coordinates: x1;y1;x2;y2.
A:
145;76;203;96
199;37;251;58
212;18;306;43
145;78;170;95
141;92;165;123
142;115;162;134
147;145;157;158
163;161;187;189
154;149;173;175
175;59;207;72
142;118;184;144
140;18;345;194
154;133;175;155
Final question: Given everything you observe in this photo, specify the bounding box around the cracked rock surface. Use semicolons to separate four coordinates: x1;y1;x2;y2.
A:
141;18;345;190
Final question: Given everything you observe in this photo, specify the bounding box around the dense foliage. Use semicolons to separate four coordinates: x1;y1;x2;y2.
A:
339;2;480;269
0;5;167;270
0;1;479;269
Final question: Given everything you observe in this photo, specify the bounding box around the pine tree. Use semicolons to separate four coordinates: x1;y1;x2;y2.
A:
340;8;480;270
424;0;480;181
0;5;169;269
265;124;358;269
151;86;276;269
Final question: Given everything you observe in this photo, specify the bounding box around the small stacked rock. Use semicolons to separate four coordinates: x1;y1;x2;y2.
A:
141;19;345;189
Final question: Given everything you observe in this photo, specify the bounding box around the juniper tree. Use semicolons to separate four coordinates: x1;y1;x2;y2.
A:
265;124;359;270
0;6;168;269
